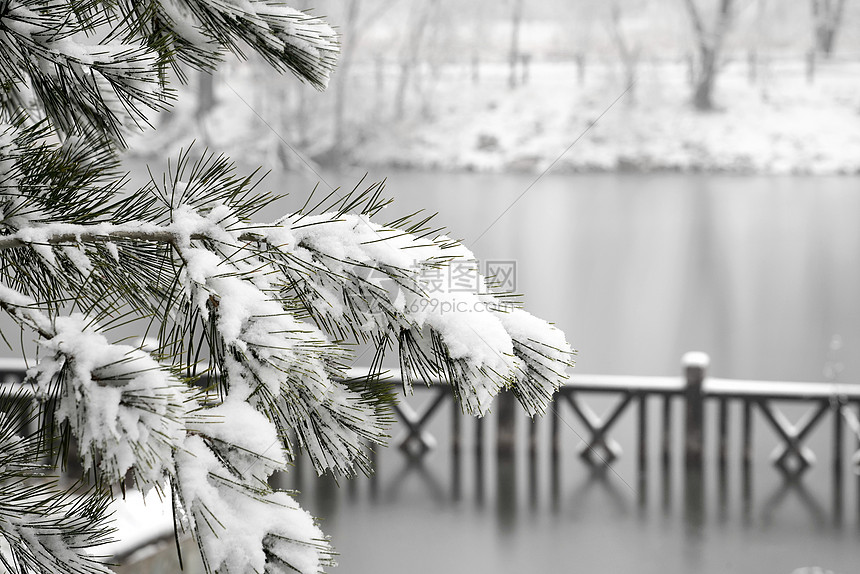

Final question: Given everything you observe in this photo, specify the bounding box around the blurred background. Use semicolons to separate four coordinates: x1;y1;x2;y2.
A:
121;1;860;573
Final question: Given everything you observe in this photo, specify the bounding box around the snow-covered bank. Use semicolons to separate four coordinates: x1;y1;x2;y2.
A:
354;61;860;175
130;59;860;175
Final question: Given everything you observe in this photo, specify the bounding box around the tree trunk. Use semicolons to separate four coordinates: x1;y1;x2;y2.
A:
520;54;531;85
747;49;757;85
332;0;360;165
693;47;717;110
684;0;734;111
195;70;215;146
508;0;523;89
816;25;837;56
608;2;640;106
394;1;435;120
811;0;847;58
806;48;816;84
394;61;410;120
575;52;586;85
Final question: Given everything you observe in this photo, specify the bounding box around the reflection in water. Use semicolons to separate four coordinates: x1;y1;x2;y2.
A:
496;453;517;535
314;472;339;526
527;418;539;511
450;399;462;502
474;417;485;507
718;454;730;524
684;468;705;529
761;476;828;528
567;465;630;518
382;454;446;504
496;392;517;534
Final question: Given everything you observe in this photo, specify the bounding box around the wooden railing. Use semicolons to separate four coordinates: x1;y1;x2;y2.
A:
3;353;860;508
370;351;860;522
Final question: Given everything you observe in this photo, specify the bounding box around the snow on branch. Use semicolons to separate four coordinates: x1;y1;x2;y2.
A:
171;204;389;477
31;315;191;489
0;283;53;337
118;0;339;88
0;393;115;574
493;307;574;416
1;0;337;148
174;434;333;574
274;212;575;416
0;0;168;144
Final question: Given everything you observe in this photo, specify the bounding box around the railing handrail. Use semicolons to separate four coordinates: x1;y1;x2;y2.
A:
705;377;860;400
1;359;858;401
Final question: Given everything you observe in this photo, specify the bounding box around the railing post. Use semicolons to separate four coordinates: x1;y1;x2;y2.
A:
474;416;485;504
683;352;709;470
451;395;462;501
551;392;560;505
637;393;648;507
496;390;516;458
661;395;672;513
741;399;752;523
683;351;709;525
832;397;844;525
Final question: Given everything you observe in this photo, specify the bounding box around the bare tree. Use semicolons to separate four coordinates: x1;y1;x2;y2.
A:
811;0;847;57
328;0;397;163
509;0;524;89
684;0;735;111
331;0;360;163
566;0;605;87
394;0;437;120
195;70;216;146
608;2;641;104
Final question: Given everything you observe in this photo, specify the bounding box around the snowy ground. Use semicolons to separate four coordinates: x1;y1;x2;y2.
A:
131;58;860;175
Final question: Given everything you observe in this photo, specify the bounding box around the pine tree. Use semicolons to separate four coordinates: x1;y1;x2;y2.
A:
0;2;574;573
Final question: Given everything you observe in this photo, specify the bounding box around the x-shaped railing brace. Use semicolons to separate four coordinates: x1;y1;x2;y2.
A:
392;386;449;457
562;391;634;465
757;399;830;477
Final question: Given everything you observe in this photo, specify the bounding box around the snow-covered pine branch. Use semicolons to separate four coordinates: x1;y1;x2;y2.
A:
274;200;574;416
0;0;337;146
0;392;115;574
176;401;335;573
0;1;167;144
0;1;574;572
117;0;339;88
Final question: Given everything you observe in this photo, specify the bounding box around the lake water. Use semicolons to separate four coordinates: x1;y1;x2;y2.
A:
254;168;860;574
